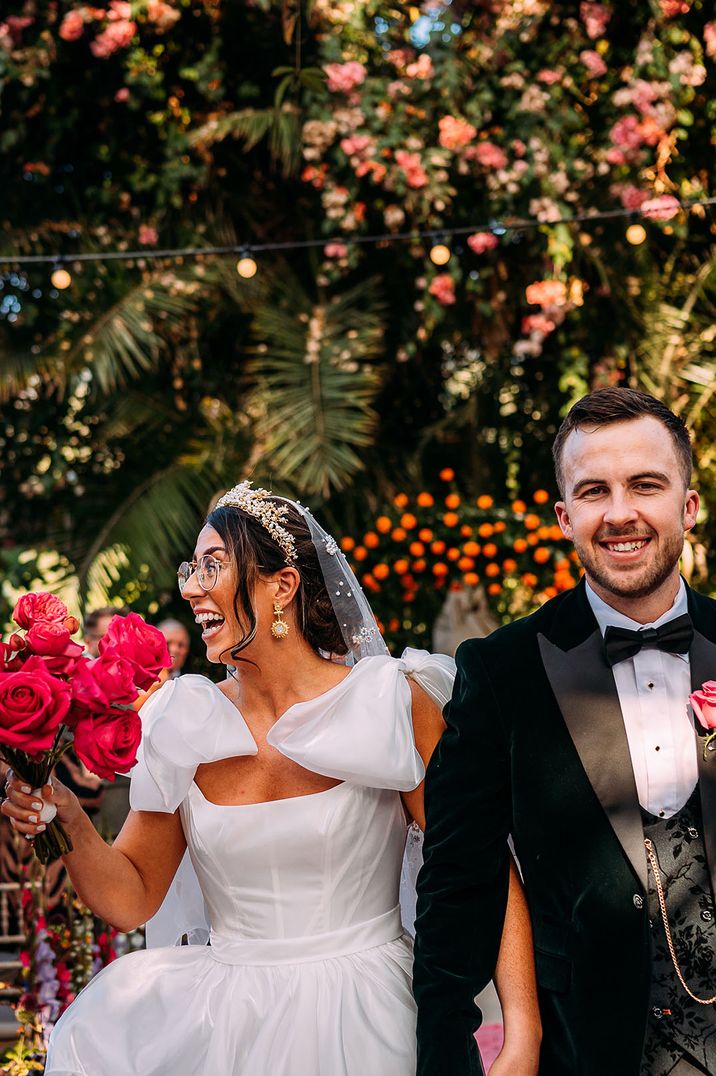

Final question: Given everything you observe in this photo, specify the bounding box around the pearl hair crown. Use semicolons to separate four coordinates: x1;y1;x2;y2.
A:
213;481;298;564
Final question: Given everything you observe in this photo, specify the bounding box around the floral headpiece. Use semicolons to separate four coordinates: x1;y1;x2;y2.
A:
213;481;298;564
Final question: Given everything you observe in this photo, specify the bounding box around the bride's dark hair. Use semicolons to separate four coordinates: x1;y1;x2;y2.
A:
206;499;348;663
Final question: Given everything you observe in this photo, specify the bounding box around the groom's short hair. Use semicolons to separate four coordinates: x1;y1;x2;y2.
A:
552;387;692;496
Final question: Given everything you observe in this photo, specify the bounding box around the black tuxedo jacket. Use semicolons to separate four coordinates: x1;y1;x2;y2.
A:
413;579;716;1076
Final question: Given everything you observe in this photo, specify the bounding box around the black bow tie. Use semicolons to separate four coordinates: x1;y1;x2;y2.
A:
603;613;693;668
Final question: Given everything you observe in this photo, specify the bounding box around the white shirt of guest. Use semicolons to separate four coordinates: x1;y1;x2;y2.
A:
585;579;698;819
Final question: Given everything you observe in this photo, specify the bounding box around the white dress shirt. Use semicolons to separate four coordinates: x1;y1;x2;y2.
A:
585;579;698;819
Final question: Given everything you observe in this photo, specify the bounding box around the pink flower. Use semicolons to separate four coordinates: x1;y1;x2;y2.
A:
138;224;158;245
146;0;180;30
641;194;680;221
580;2;611;39
580;50;607;78
340;134;371;156
114;87;130;102
610;115;644;152
691;681;716;731
107;1;132;18
522;314;556;335
660;0;689;15
525;280;568;307
13;593;68;630
467;142;508;169
616;184;649;210
395;150;428;189
467;232;499;255
705;22;716;59
511;139;526;157
324;61;366;94
438;116;477;150
90;18;136;56
429;274;456;306
324;242;348;258
406;54;433;80
537;69;562;85
4;15;33;44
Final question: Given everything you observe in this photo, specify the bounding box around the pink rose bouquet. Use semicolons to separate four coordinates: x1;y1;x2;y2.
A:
0;592;171;863
690;681;716;760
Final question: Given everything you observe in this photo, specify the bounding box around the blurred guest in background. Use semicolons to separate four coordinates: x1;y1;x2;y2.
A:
157;618;191;680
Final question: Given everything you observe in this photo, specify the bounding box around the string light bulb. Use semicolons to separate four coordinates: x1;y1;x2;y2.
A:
626;223;646;245
51;266;72;289
429;243;451;266
236;255;257;279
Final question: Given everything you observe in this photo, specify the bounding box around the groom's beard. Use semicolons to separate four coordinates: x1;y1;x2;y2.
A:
574;528;684;601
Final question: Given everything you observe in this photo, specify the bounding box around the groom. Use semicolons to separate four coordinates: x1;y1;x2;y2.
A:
414;388;716;1075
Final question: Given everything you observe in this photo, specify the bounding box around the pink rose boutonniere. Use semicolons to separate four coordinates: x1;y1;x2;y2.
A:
690;681;716;760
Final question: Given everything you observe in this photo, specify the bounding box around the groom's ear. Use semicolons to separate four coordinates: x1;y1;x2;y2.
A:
554;501;573;541
683;488;699;533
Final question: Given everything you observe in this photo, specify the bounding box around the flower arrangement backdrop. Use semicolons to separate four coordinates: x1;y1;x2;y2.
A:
0;0;715;647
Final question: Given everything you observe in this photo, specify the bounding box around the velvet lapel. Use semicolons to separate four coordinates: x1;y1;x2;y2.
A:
538;582;647;891
687;590;716;900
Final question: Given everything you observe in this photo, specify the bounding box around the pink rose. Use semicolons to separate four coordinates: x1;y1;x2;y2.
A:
138;224;158;245
580;50;607;78
324;61;366;94
0;658;71;755
660;0;689;15
88;653;138;706
0;643;23;673
324;242;348;258
428;274;456;306
690;681;716;731
616;184;649;210
580;2;611;39
13;592;68;630
73;707;142;780
90;18;136;57
59;10;85;41
467;232;499;255
438;116;477;151
340;134;371;156
114;87;130;102
522;314;556;335
525;279;568;307
705;22;716;59
641;194;680;221
395;150;428;189
98;613;171;689
25;623;84;676
467;142;508;170
537;69;562;85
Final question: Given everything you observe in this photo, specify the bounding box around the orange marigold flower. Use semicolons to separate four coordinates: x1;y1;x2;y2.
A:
488;583;502;596
388;618;400;632
447;547;461;562
431;540;447;555
394;558;410;575
392;527;407;542
460;524;472;537
463;572;480;586
445;493;461;509
354;546;368;561
524;513;540;530
362;572;378;590
400;573;415;589
432;562;449;576
482;542;498;559
376;516;392;534
418;528;433;542
551;526;565;541
476;494;493;509
394;493;409;508
373;563;390;580
570;550;581;563
554;570;576;591
417;491;434;507
533;489;549;504
543;585;558;598
527;534;539;546
457;556;475;571
521;572;538;587
439;468;455;482
341;536;356;552
502;558;518;573
443;512;459;527
537;526;552;540
409;541;426;557
512;499;527;513
463;541;480;557
364;532;380;548
412;559;427;573
493;521;506;533
485;562;500;578
478;523;494;538
554;558;571;571
533;547;551;564
401;513;417;530
513;538;528;553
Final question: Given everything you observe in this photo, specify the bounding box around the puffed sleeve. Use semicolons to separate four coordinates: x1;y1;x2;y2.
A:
267;650;456;792
130;675;258;813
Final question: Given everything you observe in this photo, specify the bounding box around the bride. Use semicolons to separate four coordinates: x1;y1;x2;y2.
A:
3;483;541;1075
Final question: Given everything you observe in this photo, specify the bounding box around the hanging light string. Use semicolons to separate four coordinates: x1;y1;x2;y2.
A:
3;195;715;272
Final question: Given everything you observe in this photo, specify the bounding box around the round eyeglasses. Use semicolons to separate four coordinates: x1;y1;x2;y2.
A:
177;554;224;594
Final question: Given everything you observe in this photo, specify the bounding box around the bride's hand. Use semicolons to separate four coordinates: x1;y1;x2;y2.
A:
1;769;82;838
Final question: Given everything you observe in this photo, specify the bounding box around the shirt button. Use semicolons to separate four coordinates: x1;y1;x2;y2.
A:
701;909;713;923
633;894;644;910
647;682;654;690
659;810;665;818
688;827;699;839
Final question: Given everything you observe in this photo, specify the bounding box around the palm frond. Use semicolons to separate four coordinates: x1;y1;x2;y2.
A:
189;106;302;176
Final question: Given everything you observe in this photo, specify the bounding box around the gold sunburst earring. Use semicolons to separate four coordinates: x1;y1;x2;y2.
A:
271;603;290;640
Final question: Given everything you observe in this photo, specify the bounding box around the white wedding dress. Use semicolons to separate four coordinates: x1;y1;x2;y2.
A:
45;649;455;1076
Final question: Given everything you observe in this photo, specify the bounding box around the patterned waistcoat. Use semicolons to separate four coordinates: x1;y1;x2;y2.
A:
640;788;716;1075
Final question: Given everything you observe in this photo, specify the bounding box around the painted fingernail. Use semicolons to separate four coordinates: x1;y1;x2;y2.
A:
36;824;46;832
32;802;43;810
28;815;37;824
20;786;31;794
